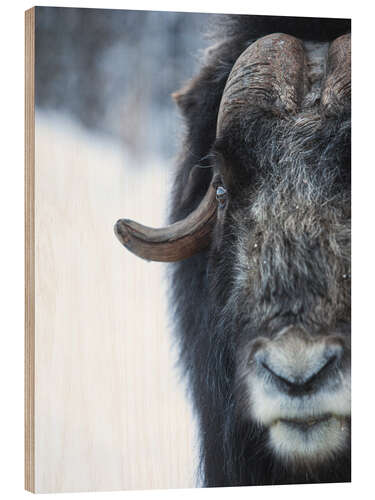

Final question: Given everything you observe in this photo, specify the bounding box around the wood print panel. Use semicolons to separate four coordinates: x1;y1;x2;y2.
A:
25;7;35;493
26;7;351;492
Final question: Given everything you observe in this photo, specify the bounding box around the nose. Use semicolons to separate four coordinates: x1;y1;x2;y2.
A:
252;328;344;396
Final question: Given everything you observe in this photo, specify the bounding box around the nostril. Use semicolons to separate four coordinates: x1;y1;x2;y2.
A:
248;338;269;366
324;337;344;363
312;353;339;383
258;351;340;395
259;361;301;389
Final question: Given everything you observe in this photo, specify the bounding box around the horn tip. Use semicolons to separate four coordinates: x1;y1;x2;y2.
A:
114;219;131;247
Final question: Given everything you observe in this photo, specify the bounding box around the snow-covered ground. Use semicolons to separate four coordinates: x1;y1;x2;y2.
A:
34;112;197;492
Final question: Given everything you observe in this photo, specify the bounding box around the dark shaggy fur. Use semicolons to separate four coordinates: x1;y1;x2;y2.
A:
169;15;351;487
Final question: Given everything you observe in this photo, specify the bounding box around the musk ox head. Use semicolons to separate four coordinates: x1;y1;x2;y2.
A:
115;29;351;484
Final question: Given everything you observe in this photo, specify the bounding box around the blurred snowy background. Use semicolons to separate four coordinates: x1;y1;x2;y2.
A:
34;7;213;492
35;7;210;158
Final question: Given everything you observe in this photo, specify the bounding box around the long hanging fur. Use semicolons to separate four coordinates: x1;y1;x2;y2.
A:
169;15;351;487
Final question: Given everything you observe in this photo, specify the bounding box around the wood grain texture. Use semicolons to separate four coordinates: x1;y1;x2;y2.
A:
31;114;197;493
25;7;35;493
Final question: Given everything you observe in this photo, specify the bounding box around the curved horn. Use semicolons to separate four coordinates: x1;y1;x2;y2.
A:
217;33;306;135
115;34;308;263
114;181;217;262
321;34;351;116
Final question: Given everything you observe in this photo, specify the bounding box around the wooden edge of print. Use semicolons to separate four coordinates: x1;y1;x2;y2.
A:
25;7;35;493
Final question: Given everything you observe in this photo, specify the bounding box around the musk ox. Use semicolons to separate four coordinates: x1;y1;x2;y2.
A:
115;15;351;487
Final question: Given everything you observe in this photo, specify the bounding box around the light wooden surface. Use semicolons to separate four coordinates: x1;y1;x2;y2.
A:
25;7;35;493
26;108;197;492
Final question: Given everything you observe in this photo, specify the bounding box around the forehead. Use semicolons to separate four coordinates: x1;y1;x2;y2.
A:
213;110;351;188
213;33;350;178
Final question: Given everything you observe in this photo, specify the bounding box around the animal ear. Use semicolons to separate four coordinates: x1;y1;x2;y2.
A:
172;73;210;117
171;40;234;119
172;84;192;113
171;39;248;127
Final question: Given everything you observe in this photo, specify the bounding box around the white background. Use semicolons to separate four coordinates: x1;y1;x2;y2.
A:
1;0;374;498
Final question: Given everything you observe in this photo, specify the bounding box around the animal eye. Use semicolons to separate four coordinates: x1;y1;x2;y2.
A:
216;185;227;207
